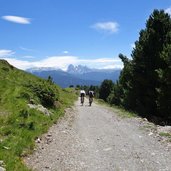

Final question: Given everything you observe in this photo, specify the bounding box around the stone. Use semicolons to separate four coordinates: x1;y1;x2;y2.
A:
28;104;51;116
0;166;6;171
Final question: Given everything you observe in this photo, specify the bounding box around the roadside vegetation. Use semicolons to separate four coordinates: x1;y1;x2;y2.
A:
111;10;171;125
0;60;77;171
76;10;171;125
96;99;137;118
159;132;171;143
159;132;171;139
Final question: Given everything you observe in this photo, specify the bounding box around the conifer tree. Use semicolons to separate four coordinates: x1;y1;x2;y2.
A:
128;10;171;118
113;10;171;121
99;79;113;101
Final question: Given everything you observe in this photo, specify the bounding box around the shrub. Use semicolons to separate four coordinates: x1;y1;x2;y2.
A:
27;80;59;108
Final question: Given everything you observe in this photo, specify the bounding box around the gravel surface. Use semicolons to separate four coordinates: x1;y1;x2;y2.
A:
25;98;171;171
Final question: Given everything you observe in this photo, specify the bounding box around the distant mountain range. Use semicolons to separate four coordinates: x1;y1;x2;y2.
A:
27;64;121;88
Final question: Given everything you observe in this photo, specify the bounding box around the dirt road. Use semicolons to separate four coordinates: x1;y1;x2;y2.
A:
25;98;171;171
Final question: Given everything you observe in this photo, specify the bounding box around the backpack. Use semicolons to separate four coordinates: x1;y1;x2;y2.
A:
80;93;85;97
89;91;94;98
80;90;85;96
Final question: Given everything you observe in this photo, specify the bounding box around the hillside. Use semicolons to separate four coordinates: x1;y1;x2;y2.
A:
0;60;76;170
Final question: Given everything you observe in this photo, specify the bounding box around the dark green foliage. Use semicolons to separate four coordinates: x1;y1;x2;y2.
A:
20;92;31;100
99;79;113;101
47;75;54;84
107;81;123;105
19;109;29;118
27;80;59;107
76;85;80;89
128;10;171;117
130;10;171;118
28;121;35;130
109;9;171;123
117;54;134;109
156;44;171;119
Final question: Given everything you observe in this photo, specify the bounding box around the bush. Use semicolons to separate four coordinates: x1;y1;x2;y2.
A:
20;92;31;100
27;80;59;108
19;109;29;118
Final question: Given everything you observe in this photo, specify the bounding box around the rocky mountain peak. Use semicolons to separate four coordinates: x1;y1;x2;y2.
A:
67;64;92;74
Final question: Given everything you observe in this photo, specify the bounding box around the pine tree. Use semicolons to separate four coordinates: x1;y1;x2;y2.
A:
99;79;113;101
118;54;134;109
157;44;171;120
129;10;171;117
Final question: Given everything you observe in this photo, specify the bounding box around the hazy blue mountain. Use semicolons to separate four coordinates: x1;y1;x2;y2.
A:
67;64;121;82
78;70;120;82
27;69;100;88
27;65;121;87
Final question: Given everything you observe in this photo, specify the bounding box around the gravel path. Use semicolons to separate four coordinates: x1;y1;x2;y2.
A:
25;98;171;171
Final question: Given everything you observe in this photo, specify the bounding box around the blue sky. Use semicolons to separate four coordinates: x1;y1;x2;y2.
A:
0;0;171;70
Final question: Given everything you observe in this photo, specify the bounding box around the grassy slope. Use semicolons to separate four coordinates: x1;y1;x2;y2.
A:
0;60;77;171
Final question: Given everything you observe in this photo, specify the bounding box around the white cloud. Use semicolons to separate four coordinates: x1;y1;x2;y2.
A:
20;46;35;52
2;15;31;24
62;51;69;54
79;58;123;69
22;56;35;59
92;21;119;33
1;55;123;70
0;49;15;57
34;56;78;70
165;7;171;16
102;64;122;69
1;58;34;70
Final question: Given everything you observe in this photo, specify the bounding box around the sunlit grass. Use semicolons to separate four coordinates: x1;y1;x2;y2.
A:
0;60;77;170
